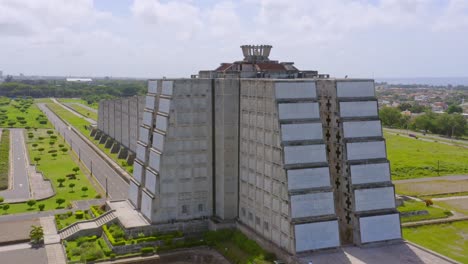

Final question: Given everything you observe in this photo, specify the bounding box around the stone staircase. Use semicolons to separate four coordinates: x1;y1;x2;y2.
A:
59;210;117;240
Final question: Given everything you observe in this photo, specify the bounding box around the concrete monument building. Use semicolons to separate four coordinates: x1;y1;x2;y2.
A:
100;45;401;257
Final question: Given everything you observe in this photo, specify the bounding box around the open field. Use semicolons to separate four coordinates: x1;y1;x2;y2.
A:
66;103;98;120
395;179;468;197
384;132;468;180
2;129;98;214
0;98;52;129
436;197;468;215
397;199;452;223
58;98;98;110
403;221;468;264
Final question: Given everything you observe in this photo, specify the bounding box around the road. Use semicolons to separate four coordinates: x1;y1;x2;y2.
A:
37;103;128;200
0;129;31;201
384;128;468;148
393;174;468;184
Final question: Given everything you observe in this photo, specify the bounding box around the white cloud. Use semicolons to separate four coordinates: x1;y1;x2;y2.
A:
0;0;467;78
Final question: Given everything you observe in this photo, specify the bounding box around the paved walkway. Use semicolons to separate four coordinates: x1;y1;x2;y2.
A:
0;129;54;203
432;195;468;201
299;242;457;264
40;216;66;264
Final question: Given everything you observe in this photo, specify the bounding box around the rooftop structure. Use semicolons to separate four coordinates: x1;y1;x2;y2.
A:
198;45;330;79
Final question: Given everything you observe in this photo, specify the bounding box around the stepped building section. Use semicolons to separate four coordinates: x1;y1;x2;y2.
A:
98;45;401;258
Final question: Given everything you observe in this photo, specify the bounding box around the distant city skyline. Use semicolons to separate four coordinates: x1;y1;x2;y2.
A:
1;0;468;79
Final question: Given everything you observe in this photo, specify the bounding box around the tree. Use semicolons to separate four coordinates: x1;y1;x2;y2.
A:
29;225;44;244
72;167;80;174
0;196;3;203
61;147;68;154
34;156;41;164
69;183;75;192
447;104;463;114
56;198;65;208
2;204;9;214
379;107;402;128
413;112;436;133
57;178;66;187
52;153;57;159
81;186;88;196
38;204;45;211
37;147;44;154
27;199;37;209
32;143;38;149
49;141;55;147
46;130;54;136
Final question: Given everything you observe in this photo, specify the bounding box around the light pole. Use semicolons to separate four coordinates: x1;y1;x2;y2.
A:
106;176;108;198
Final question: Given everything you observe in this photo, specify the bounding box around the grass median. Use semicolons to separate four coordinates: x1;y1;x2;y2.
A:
66;103;98;121
0;129;10;190
58;98;98;110
385;132;468;180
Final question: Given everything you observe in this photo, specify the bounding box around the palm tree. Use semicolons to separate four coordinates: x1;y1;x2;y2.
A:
30;225;44;245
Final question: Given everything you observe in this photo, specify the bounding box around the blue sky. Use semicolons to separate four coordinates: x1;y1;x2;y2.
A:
1;0;467;78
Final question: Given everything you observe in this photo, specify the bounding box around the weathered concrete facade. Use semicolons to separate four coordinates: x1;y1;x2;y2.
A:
98;46;401;259
96;96;145;161
127;78;401;256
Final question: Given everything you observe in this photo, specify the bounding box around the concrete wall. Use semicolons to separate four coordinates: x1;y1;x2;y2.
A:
97;96;145;153
141;79;213;223
214;78;239;220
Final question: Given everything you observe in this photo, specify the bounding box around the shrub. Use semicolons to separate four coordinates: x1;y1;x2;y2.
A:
38;136;44;140
38;204;45;211
425;199;434;207
48;149;57;153
58;144;64;148
95;194;102;199
141;247;155;255
75;210;84;219
39;120;47;124
110;253;116;259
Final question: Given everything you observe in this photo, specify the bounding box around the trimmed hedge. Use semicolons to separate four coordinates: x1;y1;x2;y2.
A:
103;225;125;246
0;129;10;190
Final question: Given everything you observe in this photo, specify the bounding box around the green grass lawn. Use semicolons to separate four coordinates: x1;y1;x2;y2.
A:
66;103;98;121
48;101;133;174
384;132;468;180
403;221;468;263
46;103;91;136
1;129;98;214
397;200;452;223
58;98;98;110
0;98;52;129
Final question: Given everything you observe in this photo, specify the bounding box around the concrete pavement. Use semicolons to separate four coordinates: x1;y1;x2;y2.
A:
38;103;129;200
394;174;468;184
41;216;66;264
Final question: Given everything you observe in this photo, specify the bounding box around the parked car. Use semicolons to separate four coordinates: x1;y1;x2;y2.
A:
408;133;418;139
